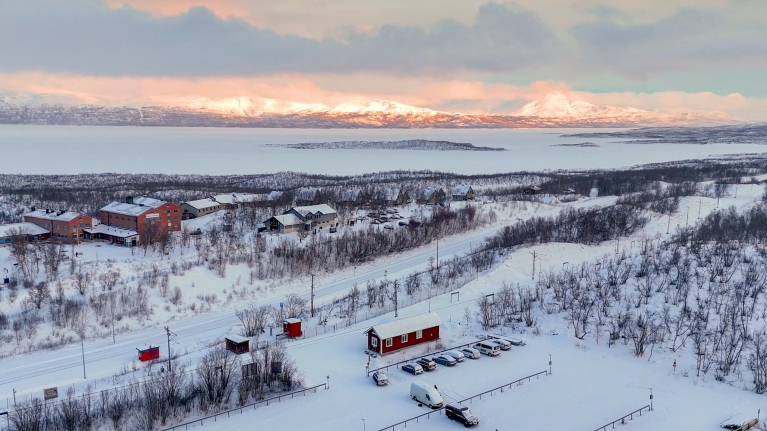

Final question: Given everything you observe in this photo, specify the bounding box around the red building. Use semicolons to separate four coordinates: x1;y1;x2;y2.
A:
283;318;302;338
99;196;182;238
23;209;94;244
365;313;442;355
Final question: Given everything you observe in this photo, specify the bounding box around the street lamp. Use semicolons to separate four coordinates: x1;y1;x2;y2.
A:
362;418;366;431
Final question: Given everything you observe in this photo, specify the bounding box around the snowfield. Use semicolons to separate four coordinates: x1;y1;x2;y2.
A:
2;159;767;430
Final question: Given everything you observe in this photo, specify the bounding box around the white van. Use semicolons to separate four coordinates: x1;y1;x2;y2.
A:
410;380;444;409
475;341;501;356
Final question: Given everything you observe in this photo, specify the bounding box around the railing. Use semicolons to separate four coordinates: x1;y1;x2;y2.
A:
593;405;651;431
376;370;549;431
162;383;327;431
366;338;495;377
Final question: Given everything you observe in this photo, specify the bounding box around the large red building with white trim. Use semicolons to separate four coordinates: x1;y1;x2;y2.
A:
99;196;182;236
365;313;442;355
23;209;94;244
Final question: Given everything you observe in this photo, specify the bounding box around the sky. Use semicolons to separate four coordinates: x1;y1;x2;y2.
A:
0;0;765;119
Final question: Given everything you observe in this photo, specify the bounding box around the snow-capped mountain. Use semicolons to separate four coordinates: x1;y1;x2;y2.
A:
0;92;734;128
511;92;731;125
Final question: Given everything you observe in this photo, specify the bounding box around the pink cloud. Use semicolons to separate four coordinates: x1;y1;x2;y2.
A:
1;72;765;120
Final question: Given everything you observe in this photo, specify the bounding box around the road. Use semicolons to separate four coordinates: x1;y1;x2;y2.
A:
0;224;501;402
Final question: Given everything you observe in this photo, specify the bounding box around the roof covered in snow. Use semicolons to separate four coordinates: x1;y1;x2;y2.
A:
184;197;221;210
132;196;166;208
378;187;401;201
365;313;442;340
24;209;86;222
268;191;284;200
289;204;337;217
101;202;155;217
419;187;444;200
225;334;250;344
453;184;473;195
212;193;261;205
84;224;138;238
0;222;49;238
266;214;303;226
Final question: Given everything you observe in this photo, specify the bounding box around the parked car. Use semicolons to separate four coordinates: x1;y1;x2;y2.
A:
443;350;465;362
474;341;501;356
491;339;512;350
416;358;437;371
411;381;444;409
386;209;395;214
445;404;479;427
398;221;408;226
508;338;526;346
460;347;481;359
329;227;337;233
432;355;457;367
367;212;377;218
372;371;388;386
383;223;394;230
402;364;424;375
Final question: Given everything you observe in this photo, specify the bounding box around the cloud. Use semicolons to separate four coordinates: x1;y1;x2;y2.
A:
0;1;561;77
571;8;767;78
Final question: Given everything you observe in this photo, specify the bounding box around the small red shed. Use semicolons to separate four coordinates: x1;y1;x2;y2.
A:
137;346;160;362
365;312;442;355
225;334;250;355
283;318;302;338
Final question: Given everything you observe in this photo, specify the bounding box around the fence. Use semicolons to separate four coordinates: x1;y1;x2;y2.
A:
162;383;327;431
593;405;651;431
366;338;495;377
376;370;549;431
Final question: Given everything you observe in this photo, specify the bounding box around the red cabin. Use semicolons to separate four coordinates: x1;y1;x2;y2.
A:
283;318;302;338
365;312;442;355
225;335;250;355
137;346;160;362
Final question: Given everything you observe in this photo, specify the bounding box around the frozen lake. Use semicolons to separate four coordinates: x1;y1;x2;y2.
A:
0;125;763;175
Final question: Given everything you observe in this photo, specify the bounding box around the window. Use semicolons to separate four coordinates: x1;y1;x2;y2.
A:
416;330;423;339
72;226;77;232
371;337;378;347
385;338;392;348
401;334;408;343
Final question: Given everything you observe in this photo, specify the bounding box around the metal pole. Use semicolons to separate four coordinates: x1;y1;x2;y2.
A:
165;326;172;373
310;274;315;318
111;298;115;344
81;336;86;379
549;354;552;375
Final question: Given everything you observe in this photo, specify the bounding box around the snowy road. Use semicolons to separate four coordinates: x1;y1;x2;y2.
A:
0;225;499;401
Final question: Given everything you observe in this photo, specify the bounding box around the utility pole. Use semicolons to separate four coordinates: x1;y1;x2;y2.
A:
530;250;537;280
110;296;115;344
666;213;671;234
81;335;86;379
165;326;174;373
436;236;439;270
310;274;316;318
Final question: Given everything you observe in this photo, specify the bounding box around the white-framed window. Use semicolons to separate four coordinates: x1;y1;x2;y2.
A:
371;337;378;347
416;330;423;339
385;338;393;347
401;334;408;343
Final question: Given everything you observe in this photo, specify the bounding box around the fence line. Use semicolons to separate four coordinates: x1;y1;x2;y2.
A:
593;405;651;431
376;370;549;431
162;383;327;431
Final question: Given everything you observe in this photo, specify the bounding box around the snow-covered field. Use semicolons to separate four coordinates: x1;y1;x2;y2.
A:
0;126;765;175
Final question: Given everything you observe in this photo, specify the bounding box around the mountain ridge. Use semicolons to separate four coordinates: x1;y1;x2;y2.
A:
0;92;735;128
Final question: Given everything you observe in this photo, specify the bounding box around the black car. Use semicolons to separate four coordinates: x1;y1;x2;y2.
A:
402;363;424;375
445;404;479;427
416;358;437;371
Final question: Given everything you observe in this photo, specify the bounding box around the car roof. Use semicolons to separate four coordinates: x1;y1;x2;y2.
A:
447;404;468;410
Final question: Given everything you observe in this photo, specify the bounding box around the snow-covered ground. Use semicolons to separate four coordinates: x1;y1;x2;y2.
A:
1;175;767;431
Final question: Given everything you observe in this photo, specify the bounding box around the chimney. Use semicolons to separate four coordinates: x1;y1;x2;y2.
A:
126;196;134;204
30;206;36;212
45;209;50;214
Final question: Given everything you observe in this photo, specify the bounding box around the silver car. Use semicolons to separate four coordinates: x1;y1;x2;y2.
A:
443;350;465;362
460;347;481;359
491;339;512;351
